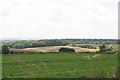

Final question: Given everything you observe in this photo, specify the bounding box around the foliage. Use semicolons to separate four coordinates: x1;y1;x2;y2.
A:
2;45;9;54
99;44;106;51
99;44;113;53
3;40;69;49
59;48;75;52
2;39;118;49
78;45;96;49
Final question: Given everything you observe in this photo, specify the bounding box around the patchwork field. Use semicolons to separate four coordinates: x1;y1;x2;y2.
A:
2;53;118;78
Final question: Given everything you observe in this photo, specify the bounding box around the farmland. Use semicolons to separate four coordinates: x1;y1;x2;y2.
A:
75;44;118;51
10;46;100;53
9;43;118;53
1;39;119;78
2;53;118;78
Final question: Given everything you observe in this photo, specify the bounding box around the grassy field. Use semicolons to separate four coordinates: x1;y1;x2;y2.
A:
2;53;118;78
75;44;118;51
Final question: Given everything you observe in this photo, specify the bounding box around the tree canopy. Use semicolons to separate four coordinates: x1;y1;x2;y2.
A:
2;45;9;54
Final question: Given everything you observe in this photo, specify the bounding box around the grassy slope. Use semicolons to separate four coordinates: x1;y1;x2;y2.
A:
2;53;118;78
75;44;119;51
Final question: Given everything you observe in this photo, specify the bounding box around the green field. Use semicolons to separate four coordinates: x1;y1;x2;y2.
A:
2;53;118;78
75;44;118;51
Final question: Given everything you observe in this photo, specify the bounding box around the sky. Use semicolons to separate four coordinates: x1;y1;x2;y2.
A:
0;0;119;40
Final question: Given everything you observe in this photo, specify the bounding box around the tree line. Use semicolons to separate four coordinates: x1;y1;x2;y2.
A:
3;39;68;49
2;39;118;49
1;38;119;54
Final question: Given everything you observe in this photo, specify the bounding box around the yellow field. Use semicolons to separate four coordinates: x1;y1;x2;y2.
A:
10;46;100;53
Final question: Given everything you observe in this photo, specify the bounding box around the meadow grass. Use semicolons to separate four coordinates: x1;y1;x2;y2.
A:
2;53;118;78
75;44;119;51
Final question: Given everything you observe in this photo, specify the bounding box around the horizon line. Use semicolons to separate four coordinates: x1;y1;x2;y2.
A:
0;38;118;40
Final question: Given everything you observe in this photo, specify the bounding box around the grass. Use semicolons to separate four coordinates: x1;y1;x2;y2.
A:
2;53;118;78
75;44;118;51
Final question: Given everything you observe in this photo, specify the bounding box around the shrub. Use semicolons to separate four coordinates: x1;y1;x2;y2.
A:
2;45;9;54
59;48;75;52
78;45;96;49
99;44;113;54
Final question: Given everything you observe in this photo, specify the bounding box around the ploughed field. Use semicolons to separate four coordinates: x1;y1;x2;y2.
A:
2;53;118;78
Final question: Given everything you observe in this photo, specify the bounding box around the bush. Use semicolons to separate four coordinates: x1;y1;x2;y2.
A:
99;44;113;53
104;51;115;54
59;48;75;52
2;45;9;54
78;45;96;49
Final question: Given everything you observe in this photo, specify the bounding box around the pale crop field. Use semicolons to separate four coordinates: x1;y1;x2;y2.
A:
10;46;99;53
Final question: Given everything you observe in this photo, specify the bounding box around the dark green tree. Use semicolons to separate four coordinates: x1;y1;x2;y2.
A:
99;44;112;53
59;48;75;52
99;44;106;52
2;45;9;54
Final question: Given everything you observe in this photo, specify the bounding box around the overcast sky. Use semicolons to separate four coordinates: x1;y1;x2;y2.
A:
0;0;119;40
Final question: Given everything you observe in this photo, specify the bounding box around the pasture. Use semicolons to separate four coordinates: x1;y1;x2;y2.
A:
2;53;118;78
75;44;118;51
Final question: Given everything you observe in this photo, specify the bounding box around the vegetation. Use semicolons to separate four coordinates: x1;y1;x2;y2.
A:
1;39;119;78
63;39;118;44
99;44;115;54
78;45;96;49
2;53;118;78
3;40;68;49
2;39;118;49
99;44;111;51
76;43;118;52
2;45;9;54
59;48;75;52
0;42;2;54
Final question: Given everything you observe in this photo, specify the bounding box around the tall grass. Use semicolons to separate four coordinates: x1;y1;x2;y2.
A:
2;53;118;78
